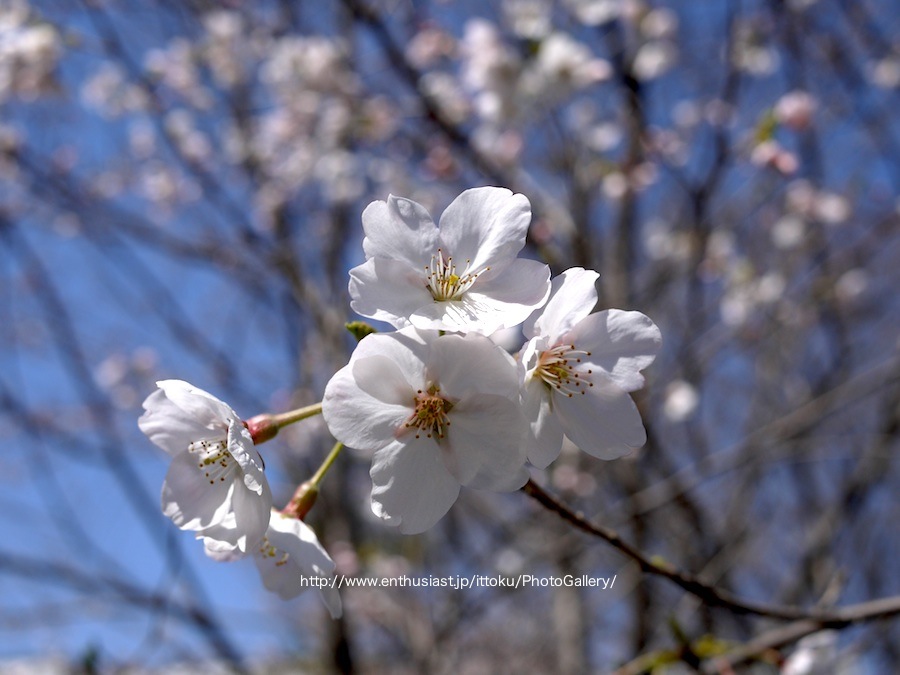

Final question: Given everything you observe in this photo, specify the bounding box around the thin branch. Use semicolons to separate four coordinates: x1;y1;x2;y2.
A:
522;478;900;625
700;595;900;672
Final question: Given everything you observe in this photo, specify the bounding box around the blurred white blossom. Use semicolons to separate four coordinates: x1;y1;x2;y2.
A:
0;3;59;102
774;90;817;131
563;0;622;26
503;0;552;39
772;215;806;249
663;380;699;422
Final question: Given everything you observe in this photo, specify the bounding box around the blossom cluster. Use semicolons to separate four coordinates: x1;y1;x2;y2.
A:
323;186;661;533
137;185;659;612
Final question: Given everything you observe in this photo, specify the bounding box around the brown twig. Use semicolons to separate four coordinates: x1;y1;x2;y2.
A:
522;478;900;626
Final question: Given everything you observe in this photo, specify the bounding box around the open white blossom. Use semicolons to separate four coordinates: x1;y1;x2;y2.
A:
519;268;661;467
322;327;528;534
255;512;342;616
201;510;341;616
349;187;551;335
782;631;838;675
138;380;272;552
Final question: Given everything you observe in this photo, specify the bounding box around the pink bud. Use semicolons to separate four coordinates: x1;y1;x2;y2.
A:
282;480;319;520
244;414;278;444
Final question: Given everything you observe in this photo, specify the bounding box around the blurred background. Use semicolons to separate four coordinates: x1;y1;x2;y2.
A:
1;0;898;672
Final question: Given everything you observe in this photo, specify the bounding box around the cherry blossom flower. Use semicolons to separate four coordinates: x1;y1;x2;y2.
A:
519;268;661;468
254;511;342;616
349;186;551;335
322;327;528;534
138;379;272;552
201;510;342;616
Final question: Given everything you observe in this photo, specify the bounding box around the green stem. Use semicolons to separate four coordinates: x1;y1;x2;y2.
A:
310;440;344;488
280;438;344;520
270;401;323;428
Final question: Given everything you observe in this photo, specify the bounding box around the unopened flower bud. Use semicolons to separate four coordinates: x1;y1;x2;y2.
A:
245;414;279;444
283;480;319;520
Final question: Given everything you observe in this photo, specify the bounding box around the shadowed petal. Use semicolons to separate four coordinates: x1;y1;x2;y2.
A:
362;195;439;268
370;439;460;534
323;362;410;452
445;393;526;487
427;333;518;400
228;476;272;552
521;380;565;468
161;452;234;531
554;372;646;460
349;257;428;329
564;309;661;392
524;267;599;341
138;388;220;456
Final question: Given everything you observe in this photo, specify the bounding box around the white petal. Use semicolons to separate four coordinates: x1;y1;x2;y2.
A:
517;335;547;380
229;477;273;552
254;556;304;600
348;257;426;329
370;439;460;534
323;329;438;451
437;187;532;273
155;379;235;427
404;259;549;334
225;419;267;495
445;393;526;488
466;463;530;492
352;355;417;406
319;586;343;619
465;258;552;332
350;327;432;376
161;452;234;531
524;267;599;341
427;333;518;400
408;297;486;333
521;380;565;469
254;512;338;602
138;388;219;456
202;535;244;562
322;362;410;452
362;195;439;268
268;512;335;574
199;513;246;561
553;372;647;460
564;309;662;392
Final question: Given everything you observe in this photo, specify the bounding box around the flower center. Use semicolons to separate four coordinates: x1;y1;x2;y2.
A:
188;438;236;485
258;536;290;567
424;248;488;301
404;384;453;440
534;343;594;397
